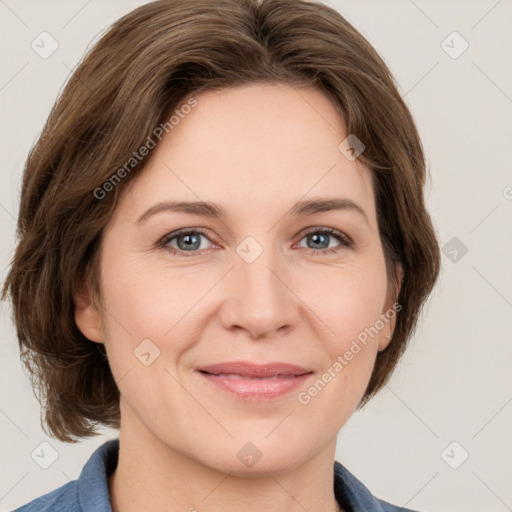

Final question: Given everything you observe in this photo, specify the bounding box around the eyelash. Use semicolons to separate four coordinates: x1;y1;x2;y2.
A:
157;227;353;258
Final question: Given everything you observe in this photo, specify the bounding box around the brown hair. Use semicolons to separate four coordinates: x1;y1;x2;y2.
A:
2;0;440;442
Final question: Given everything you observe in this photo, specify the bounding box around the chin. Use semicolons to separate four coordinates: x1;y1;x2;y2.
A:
198;437;314;478
213;456;302;478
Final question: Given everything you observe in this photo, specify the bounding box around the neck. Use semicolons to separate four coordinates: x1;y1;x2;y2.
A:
108;421;343;512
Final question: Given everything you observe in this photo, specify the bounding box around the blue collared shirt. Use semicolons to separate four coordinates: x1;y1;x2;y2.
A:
13;438;420;511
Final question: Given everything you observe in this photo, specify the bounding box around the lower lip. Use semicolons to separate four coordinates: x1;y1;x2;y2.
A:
198;372;313;400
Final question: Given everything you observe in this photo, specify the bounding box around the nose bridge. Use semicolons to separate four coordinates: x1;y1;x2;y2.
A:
239;242;283;305
221;235;298;338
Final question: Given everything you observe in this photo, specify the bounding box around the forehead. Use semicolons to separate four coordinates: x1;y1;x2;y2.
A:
117;83;376;226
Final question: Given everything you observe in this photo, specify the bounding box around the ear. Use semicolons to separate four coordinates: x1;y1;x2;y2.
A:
74;280;105;344
378;262;403;352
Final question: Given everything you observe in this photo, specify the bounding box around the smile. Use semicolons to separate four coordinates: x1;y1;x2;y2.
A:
196;361;314;400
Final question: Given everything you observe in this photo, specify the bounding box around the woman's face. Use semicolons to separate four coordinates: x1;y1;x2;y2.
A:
76;83;399;475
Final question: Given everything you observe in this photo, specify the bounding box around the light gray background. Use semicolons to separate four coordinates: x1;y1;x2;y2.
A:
1;1;511;511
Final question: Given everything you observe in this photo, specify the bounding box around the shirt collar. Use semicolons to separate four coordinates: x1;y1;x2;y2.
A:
334;460;391;511
77;439;117;512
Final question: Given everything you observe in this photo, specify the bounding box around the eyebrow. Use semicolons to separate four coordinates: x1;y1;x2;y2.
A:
135;197;369;225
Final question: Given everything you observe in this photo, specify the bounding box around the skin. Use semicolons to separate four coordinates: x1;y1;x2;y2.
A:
75;82;402;512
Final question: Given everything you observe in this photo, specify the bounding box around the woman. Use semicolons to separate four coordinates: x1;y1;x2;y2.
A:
2;0;440;510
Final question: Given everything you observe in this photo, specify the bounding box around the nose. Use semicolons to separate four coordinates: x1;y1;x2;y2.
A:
218;246;300;340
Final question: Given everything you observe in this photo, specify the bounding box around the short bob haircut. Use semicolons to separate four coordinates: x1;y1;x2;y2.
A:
2;0;440;443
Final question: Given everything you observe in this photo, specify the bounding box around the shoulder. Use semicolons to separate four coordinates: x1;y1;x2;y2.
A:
11;481;79;512
376;498;422;512
11;438;118;512
334;460;423;512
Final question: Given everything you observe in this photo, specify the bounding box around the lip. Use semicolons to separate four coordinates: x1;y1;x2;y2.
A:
198;361;312;377
196;361;313;401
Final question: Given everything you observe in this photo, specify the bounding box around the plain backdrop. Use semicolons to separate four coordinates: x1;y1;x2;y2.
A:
1;1;511;511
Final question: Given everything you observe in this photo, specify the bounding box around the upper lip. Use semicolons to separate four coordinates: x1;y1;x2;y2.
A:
197;361;312;378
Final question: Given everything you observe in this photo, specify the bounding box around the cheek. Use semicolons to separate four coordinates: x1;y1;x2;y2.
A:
297;257;388;347
295;264;387;417
101;255;210;342
98;260;207;401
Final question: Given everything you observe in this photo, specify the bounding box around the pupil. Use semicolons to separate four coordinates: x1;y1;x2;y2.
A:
310;233;328;249
178;234;200;250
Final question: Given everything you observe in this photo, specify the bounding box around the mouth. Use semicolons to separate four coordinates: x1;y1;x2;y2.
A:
196;361;313;400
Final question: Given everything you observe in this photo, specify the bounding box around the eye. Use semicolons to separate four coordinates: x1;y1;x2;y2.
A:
295;227;352;255
157;226;353;258
158;228;216;257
